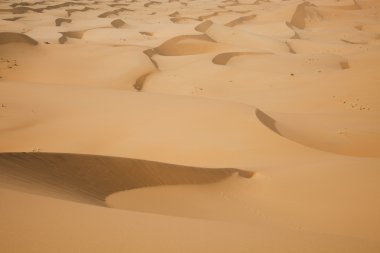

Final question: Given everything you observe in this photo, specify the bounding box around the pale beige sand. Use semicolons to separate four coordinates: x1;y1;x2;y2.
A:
1;0;380;252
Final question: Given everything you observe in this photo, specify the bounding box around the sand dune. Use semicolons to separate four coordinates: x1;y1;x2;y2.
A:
110;18;127;28
55;17;71;26
1;0;380;252
0;43;155;88
0;32;38;45
0;152;247;205
197;22;291;53
153;34;218;56
212;51;271;65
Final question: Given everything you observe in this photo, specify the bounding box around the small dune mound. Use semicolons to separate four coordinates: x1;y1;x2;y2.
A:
67;7;95;17
0;152;249;206
195;20;213;32
98;7;132;18
59;30;88;43
3;17;22;21
153;34;217;56
55;18;71;26
224;14;256;27
10;1;45;7
111;19;127;28
140;31;153;36
108;3;130;7
238;170;254;178
212;52;270;65
58;35;67;44
170;17;199;24
0;32;38;45
200;23;289;53
289;2;320;29
198;12;219;21
144;1;161;7
168;11;180;17
45;2;86;10
60;30;87;39
11;6;44;14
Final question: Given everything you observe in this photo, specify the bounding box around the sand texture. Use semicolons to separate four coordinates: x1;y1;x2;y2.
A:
1;0;380;252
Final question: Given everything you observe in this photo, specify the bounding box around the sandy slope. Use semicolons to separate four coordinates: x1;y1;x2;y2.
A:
1;0;380;252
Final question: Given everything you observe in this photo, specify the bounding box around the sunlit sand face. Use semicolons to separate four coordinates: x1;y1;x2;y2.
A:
1;0;380;252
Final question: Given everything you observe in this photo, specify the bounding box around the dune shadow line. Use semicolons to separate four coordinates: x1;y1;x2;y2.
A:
0;152;253;205
255;109;281;135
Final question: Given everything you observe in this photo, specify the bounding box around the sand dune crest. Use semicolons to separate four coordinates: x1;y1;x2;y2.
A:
0;152;248;205
0;32;38;45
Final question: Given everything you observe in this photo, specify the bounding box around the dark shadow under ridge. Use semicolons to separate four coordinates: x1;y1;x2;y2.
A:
0;152;253;206
255;109;281;135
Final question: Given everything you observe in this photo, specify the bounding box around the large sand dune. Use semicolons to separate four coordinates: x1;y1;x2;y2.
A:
1;0;380;252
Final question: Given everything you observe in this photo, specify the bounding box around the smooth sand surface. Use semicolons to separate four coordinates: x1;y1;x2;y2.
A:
1;0;380;252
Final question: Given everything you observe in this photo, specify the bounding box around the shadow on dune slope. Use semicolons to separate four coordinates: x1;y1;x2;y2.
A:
255;109;280;135
0;32;38;45
0;152;253;206
255;109;380;157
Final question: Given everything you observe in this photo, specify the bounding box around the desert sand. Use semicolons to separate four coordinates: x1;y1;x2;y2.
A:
1;0;380;252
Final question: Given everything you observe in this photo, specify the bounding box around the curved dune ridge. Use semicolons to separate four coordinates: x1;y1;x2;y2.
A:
212;52;272;65
60;30;87;40
98;7;132;18
55;18;71;26
153;34;217;56
66;6;96;16
133;71;153;91
289;1;317;29
0;152;253;206
195;20;213;32
10;1;46;7
0;32;38;45
273;113;380;157
110;18;127;28
220;52;350;73
255;109;380;157
224;14;256;27
170;17;199;24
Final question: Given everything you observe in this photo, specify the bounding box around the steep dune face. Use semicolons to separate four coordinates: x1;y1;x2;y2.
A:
273;112;380;157
153;34;219;56
0;152;245;205
0;32;38;45
1;0;380;252
289;2;319;29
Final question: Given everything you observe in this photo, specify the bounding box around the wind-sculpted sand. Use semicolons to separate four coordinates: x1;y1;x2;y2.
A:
1;0;380;252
